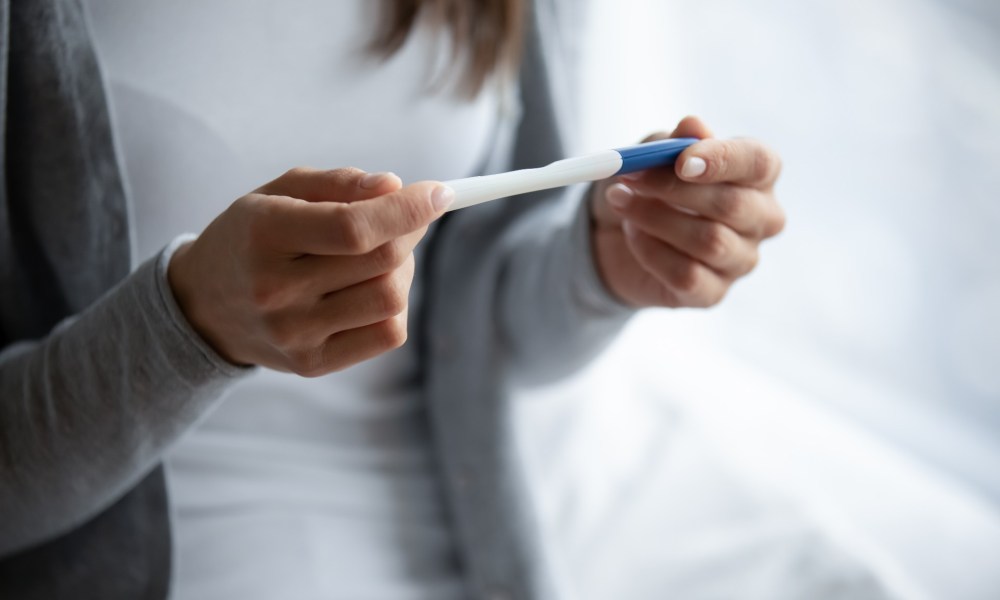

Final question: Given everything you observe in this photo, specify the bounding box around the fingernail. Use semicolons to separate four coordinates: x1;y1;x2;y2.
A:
431;185;455;211
619;172;643;183
605;183;635;211
360;172;397;189
681;157;707;179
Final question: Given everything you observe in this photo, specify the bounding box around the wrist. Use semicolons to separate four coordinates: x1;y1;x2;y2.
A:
576;189;636;315
166;240;196;318
167;239;244;366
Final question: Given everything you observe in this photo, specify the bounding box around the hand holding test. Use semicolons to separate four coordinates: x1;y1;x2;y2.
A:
443;138;699;211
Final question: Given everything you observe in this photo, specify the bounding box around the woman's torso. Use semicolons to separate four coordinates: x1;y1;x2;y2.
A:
84;1;500;597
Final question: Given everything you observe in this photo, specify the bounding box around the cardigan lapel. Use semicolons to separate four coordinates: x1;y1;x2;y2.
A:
1;0;130;342
0;2;170;598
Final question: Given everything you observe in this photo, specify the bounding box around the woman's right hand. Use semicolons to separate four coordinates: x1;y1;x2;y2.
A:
167;167;454;376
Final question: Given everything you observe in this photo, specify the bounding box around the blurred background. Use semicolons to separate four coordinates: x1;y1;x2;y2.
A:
515;0;1000;598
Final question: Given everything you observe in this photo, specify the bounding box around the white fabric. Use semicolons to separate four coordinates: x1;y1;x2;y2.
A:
85;1;499;598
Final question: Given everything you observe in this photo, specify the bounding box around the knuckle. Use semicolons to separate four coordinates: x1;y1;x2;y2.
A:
371;240;408;273
283;166;313;181
742;248;761;275
386;315;409;349
327;166;365;189
768;204;787;237
712;186;747;223
709;142;732;179
706;286;730;308
698;223;731;262
249;276;285;310
753;147;780;184
654;284;682;309
670;259;703;294
287;348;326;378
743;248;760;275
334;166;364;178
398;191;430;228
262;313;299;349
244;199;276;245
374;315;408;350
374;275;408;317
231;194;255;213
336;211;375;253
696;296;718;309
685;284;726;309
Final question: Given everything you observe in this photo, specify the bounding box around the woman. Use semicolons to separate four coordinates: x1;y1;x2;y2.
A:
0;0;784;598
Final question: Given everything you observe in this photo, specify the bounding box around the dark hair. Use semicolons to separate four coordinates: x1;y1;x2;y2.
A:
371;0;526;95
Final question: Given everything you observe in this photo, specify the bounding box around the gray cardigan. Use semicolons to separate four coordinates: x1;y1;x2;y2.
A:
0;1;632;598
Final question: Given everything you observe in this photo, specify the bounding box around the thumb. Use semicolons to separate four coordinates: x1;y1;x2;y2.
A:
256;167;403;203
633;116;714;146
670;115;714;140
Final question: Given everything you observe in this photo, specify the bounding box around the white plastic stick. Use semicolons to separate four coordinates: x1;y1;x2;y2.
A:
443;150;623;212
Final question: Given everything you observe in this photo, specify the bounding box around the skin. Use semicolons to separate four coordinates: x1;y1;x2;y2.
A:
590;116;785;308
168;167;453;376
169;116;783;376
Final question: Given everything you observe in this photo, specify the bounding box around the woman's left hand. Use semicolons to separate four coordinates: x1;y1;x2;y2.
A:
590;116;785;308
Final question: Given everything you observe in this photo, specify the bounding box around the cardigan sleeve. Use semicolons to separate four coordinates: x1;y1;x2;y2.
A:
0;237;250;557
495;187;635;385
1;1;251;557
471;0;635;385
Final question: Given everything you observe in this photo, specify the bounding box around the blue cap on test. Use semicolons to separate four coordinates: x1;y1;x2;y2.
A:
614;138;699;175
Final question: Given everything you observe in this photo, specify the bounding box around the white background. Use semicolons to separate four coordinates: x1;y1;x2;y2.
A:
517;1;1000;598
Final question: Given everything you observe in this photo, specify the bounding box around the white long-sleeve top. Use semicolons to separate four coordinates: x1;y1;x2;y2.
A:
84;1;500;598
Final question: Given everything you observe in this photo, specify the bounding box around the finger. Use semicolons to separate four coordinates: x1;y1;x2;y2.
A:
284;309;410;377
621;220;730;308
256;166;403;203
669;115;714;140
620;195;759;277
616;175;772;237
316;310;410;375
594;180;626;226
256;181;453;255
675;138;781;189
291;229;424;294
614;115;712;191
311;254;415;337
264;255;415;351
633;116;713;146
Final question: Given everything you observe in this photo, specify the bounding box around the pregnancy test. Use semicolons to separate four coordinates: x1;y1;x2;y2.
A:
443;137;698;212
